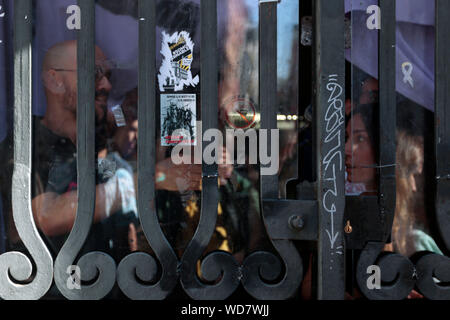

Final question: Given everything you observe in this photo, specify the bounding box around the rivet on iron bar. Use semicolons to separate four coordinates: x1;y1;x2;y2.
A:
288;215;305;231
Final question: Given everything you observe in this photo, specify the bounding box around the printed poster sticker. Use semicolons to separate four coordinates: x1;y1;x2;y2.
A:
158;31;199;92
161;94;197;146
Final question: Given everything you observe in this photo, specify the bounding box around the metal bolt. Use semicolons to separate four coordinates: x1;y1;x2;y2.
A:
344;220;353;234
289;215;304;231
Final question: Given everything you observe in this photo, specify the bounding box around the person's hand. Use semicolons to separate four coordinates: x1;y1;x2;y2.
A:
128;223;138;252
218;146;233;186
156;157;202;192
155;146;234;191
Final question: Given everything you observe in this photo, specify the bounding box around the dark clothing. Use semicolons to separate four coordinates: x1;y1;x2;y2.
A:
32;117;137;261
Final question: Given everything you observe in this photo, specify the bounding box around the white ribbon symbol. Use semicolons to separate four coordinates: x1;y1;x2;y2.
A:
402;62;414;88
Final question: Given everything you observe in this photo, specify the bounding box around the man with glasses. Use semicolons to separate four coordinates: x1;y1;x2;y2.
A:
31;40;138;263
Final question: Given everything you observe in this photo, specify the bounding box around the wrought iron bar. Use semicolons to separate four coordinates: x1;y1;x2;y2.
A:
180;0;240;300
241;0;303;300
356;0;415;300
0;0;54;300
313;0;346;300
434;0;450;252
53;0;116;300
378;0;397;244
416;252;450;300
414;0;450;301
117;0;179;300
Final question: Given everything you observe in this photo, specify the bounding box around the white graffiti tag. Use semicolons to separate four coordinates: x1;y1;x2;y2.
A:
323;75;344;251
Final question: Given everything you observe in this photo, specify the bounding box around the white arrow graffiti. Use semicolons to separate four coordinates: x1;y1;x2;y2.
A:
323;75;344;250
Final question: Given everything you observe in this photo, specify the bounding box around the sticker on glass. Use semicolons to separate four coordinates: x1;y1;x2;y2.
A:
158;31;199;92
161;94;197;146
111;105;126;127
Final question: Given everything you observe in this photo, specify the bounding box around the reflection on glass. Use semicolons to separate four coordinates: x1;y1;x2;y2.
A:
345;102;378;195
0;0;301;299
393;101;442;258
346;0;443;260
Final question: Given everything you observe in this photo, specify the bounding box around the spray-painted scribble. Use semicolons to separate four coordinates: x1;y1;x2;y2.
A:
322;75;344;251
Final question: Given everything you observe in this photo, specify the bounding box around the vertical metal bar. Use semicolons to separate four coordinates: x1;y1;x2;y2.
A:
199;0;219;259
116;0;179;300
378;0;396;242
181;0;240;300
0;0;53;300
54;0;116;300
137;0;157;234
76;1;96;216
240;0;304;300
198;0;219;258
313;0;346;300
435;0;450;250
137;0;159;265
356;0;417;301
260;0;278;199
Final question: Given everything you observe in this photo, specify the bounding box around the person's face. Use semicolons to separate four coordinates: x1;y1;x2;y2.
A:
345;113;377;188
114;119;138;160
59;47;112;122
94;50;113;122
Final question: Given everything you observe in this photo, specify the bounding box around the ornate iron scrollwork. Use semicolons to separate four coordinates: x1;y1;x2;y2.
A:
241;1;303;300
415;253;450;300
53;0;116;300
179;0;240;300
242;240;303;300
352;0;410;300
356;242;415;300
180;177;240;300
0;0;54;300
419;0;450;301
116;0;179;300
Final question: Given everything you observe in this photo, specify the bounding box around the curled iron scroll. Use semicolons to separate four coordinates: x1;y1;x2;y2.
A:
415;253;450;300
180;177;240;300
116;0;179;300
356;241;415;300
241;1;303;300
116;193;178;299
53;0;116;300
0;0;54;300
178;0;240;300
242;240;302;300
0;165;54;300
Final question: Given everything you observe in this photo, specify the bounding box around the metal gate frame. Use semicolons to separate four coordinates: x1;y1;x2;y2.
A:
0;0;449;300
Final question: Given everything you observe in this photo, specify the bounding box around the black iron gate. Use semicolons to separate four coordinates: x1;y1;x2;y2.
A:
0;0;449;300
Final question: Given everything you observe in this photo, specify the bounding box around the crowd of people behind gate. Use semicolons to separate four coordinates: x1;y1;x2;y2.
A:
0;0;446;300
342;72;446;299
344;73;444;259
28;2;266;262
0;0;273;299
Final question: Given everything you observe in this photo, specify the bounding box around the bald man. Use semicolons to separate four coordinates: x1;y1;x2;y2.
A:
32;40;137;258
